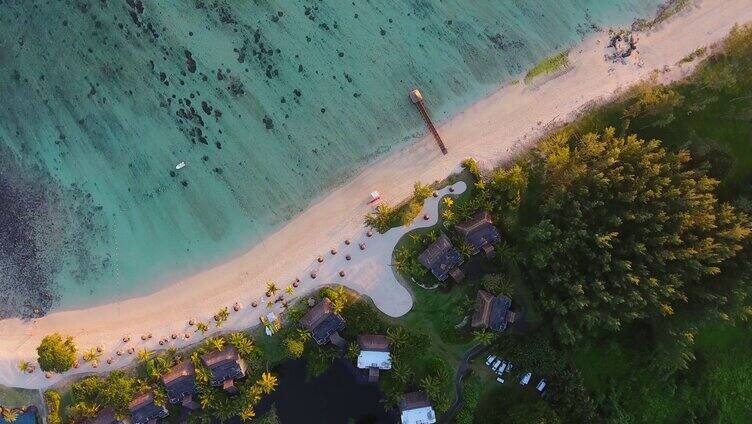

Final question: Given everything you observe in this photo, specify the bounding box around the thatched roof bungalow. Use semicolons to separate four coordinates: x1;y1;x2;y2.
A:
399;392;436;424
299;298;346;345
128;391;168;424
455;211;501;258
200;346;247;395
417;233;464;282
161;361;199;409
471;290;514;332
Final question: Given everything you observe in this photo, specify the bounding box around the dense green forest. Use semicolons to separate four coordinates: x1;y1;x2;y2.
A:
472;23;752;423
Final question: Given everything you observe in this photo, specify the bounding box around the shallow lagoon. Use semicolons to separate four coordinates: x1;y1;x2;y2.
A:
0;1;662;317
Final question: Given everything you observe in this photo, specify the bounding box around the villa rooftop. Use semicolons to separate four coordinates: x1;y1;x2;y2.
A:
128;391;168;424
471;290;513;332
400;392;436;424
455;210;501;257
201;346;247;391
417;233;464;282
161;361;197;405
300;298;346;345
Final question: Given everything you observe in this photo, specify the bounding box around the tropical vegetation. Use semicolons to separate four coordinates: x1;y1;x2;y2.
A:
36;333;77;373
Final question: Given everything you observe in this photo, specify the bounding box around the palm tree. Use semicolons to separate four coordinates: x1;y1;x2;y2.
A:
258;372;278;394
82;348;101;363
2;408;18;423
194;365;211;385
249;384;264;402
239;407;256;422
214;307;230;327
443;197;454;208
195;321;209;334
266;281;279;297
285;285;295;295
137;349;152;363
392;360;413;384
17;361;30;373
228;333;255;358
209;337;226;352
419;375;440;398
198;390;216;410
441;208;455;224
472;330;495;346
458;241;473;259
296;329;312;343
386;327;409;350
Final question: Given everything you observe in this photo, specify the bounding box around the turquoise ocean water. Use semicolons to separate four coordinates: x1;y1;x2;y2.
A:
0;0;663;318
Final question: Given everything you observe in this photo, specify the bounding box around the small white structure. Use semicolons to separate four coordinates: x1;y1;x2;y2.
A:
369;191;381;203
175;161;186;170
519;372;532;386
357;335;391;382
260;312;281;336
400;392;436;424
357;350;392;370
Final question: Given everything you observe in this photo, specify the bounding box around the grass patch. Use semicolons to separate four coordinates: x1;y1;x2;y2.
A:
0;385;43;409
678;46;707;64
524;50;569;84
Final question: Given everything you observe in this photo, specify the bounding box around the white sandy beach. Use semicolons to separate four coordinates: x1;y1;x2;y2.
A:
1;0;751;390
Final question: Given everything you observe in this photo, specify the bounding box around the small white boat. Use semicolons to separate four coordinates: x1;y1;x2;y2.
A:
175;161;186;170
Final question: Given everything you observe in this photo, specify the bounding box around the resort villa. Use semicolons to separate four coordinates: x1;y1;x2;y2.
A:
161;361;199;410
399;391;437;424
418;233;464;282
455;210;502;258
200;346;247;395
356;334;392;382
128;391;169;424
299;297;346;346
471;290;515;332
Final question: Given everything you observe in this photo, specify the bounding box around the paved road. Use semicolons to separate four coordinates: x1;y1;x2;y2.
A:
442;343;487;423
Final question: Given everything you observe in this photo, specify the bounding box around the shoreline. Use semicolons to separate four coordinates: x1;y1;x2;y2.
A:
2;0;751;390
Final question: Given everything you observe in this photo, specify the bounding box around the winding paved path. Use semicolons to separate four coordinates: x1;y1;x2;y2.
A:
442;343;487;423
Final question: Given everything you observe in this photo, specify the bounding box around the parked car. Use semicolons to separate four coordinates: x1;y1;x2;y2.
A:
536;379;547;396
491;359;502;371
519;372;532;386
497;361;508;375
485;355;496;366
505;363;514;374
496;376;505;384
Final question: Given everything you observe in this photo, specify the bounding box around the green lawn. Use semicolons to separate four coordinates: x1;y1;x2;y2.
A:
0;385;43;409
524;50;569;84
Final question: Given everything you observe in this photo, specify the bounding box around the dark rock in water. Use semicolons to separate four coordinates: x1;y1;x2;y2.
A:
263;116;274;129
184;50;197;73
293;88;301;97
201;101;212;115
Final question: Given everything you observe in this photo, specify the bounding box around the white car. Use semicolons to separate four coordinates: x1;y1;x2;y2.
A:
485;355;496;366
496;376;505;384
497;362;508;375
519;372;532;386
536;379;547;394
491;359;502;371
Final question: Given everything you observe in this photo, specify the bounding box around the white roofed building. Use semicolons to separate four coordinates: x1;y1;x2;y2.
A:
400;392;436;424
357;335;392;382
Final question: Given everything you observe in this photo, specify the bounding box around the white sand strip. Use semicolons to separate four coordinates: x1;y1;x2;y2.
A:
1;0;751;390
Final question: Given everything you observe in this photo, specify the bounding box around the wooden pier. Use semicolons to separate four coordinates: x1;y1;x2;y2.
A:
409;89;448;155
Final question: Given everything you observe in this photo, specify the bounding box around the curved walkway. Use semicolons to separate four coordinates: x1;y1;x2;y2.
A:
442;343;487;423
0;182;466;389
